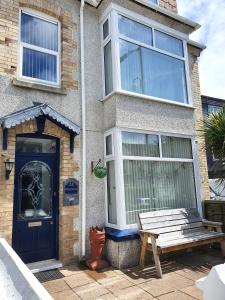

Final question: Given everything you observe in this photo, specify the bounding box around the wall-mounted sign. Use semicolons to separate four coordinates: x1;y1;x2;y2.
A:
63;178;79;206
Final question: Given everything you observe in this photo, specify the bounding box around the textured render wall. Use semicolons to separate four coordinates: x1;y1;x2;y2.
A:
0;119;80;265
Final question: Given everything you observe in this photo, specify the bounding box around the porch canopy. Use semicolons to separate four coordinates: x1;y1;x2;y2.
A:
0;103;80;153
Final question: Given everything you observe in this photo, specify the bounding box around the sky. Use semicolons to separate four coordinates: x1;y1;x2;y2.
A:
177;0;225;99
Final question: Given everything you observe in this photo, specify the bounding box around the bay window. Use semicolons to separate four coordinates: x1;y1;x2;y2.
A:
19;10;60;86
101;8;190;105
105;129;198;229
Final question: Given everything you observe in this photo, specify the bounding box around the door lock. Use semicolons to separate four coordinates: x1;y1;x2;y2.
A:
53;192;57;197
50;221;54;225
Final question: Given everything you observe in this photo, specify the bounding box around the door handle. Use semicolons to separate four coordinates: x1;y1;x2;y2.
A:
50;221;54;225
53;191;57;197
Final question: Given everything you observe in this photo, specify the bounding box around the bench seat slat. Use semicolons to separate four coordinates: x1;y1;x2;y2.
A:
157;232;225;249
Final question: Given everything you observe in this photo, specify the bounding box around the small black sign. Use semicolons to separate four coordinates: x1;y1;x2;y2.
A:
63;178;79;206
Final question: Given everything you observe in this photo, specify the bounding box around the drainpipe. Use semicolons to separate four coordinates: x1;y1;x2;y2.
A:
80;0;86;258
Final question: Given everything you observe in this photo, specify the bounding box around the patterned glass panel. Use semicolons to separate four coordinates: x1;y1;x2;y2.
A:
19;161;52;219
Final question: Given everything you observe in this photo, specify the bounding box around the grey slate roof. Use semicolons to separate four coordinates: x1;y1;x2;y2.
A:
0;103;80;134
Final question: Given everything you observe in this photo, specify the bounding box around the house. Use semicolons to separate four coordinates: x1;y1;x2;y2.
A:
0;0;210;269
202;95;225;199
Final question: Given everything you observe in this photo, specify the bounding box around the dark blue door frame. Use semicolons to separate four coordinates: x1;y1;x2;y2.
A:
12;134;60;263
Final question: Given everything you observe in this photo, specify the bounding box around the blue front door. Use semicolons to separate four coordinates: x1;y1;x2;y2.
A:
12;135;59;263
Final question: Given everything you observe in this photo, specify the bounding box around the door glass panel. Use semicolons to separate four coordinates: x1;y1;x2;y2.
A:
16;137;56;153
19;161;52;219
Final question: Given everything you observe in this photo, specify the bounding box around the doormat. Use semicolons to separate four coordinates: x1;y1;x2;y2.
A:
34;269;64;283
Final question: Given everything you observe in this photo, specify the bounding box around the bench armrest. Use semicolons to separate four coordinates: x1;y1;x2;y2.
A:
202;219;222;227
139;230;159;239
202;219;223;232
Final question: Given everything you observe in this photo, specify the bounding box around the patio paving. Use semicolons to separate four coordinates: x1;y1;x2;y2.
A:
42;249;224;300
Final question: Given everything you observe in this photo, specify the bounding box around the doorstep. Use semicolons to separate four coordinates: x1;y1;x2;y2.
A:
27;259;63;274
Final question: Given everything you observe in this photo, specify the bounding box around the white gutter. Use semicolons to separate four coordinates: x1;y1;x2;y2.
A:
80;0;86;258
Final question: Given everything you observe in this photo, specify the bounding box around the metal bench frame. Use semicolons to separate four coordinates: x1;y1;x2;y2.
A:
138;208;225;278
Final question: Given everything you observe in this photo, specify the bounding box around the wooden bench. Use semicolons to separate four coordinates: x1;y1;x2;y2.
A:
138;208;225;278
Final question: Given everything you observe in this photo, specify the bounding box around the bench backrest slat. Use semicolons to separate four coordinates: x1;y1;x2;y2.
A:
138;208;202;236
141;217;202;231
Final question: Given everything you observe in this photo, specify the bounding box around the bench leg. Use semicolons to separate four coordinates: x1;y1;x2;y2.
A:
215;228;225;257
140;234;148;268
151;237;163;278
220;240;225;257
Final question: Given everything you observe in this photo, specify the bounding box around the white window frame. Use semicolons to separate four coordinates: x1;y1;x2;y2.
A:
104;127;202;230
18;8;61;87
100;4;193;108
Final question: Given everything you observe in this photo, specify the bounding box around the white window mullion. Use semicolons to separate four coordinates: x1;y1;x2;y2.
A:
183;40;193;105
111;11;121;91
115;128;127;230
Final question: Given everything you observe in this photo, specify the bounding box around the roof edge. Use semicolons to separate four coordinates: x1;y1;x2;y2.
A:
89;0;201;32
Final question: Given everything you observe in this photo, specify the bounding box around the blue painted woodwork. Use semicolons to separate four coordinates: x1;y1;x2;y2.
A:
2;128;8;150
36;116;46;134
12;134;60;263
106;227;139;242
0;103;80;152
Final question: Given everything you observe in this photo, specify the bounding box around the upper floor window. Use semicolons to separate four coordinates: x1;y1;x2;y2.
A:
20;10;60;86
101;9;190;105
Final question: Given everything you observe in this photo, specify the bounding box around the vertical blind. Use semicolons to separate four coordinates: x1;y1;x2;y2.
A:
21;12;58;83
122;132;196;225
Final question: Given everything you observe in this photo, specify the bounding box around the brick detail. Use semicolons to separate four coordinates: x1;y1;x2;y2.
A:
0;0;78;90
0;119;80;265
159;0;178;13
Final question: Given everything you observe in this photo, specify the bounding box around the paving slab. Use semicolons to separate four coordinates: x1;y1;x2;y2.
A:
157;291;195;300
42;278;70;293
74;282;109;300
181;285;203;300
113;286;154;299
51;289;80;300
64;273;95;289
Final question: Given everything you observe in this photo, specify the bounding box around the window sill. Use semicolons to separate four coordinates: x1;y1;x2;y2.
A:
12;79;67;95
101;90;195;109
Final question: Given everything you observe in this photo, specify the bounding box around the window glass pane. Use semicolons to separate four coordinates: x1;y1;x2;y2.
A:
19;161;52;219
16;137;56;153
21;12;58;51
103;19;109;40
155;30;184;57
22;48;57;82
118;15;153;46
106;135;112;155
208;105;222;115
123;160;196;224
104;41;113;95
107;161;117;224
150;0;158;3
120;40;188;103
161;136;192;159
122;132;159;157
